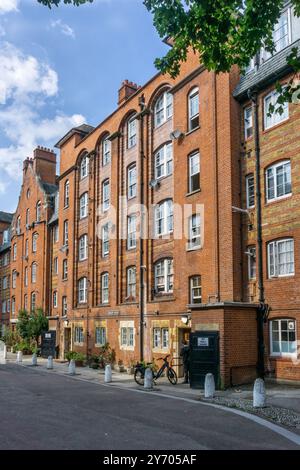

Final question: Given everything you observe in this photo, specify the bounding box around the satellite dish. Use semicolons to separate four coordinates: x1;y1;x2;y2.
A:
149;179;160;189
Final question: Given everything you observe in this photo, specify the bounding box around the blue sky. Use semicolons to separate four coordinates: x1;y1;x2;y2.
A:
0;0;168;213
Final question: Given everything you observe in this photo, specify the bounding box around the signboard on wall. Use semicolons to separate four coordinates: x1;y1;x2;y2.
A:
197;337;209;347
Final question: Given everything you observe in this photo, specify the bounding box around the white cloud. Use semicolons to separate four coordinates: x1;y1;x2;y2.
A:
0;0;19;15
0;181;7;194
0;40;85;185
50;19;75;39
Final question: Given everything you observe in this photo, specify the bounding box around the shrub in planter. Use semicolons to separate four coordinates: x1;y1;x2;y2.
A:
66;351;86;366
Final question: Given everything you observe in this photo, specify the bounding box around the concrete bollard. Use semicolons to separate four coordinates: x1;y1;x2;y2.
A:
105;364;112;383
4;344;7;360
68;359;76;375
47;356;53;370
204;373;215;398
253;378;266;408
16;351;23;363
144;368;153;390
31;353;37;366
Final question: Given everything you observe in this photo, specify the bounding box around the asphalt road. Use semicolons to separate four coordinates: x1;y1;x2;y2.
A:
0;363;298;450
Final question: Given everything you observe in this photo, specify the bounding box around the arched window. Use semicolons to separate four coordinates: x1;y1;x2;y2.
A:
127;115;137;149
102;179;110;212
79;234;88;261
154;91;173;127
64;180;70;208
79;192;88;219
101;272;109;304
32;232;38;253
155;199;173;236
36;201;42;222
102;136;111;166
31;262;37;283
154;259;173;294
127;163;137;199
80;154;89;179
188;87;199;131
16;216;21;234
126;266;136;300
78;277;87;304
154;143;173;179
31;292;36;312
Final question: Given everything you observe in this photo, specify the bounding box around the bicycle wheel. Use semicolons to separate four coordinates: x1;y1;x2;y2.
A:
134;368;144;386
167;367;178;385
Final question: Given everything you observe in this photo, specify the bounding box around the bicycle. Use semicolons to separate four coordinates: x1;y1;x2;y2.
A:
134;354;178;386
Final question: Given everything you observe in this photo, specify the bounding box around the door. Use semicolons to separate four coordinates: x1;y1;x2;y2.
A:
189;331;220;389
176;328;191;378
41;331;56;358
64;328;71;358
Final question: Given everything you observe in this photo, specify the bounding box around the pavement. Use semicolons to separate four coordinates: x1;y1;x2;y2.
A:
1;359;300;450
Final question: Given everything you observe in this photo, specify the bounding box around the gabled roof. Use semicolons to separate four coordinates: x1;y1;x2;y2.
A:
0;211;14;224
54;124;95;149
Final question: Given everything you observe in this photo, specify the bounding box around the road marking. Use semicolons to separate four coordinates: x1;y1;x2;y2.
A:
11;361;300;447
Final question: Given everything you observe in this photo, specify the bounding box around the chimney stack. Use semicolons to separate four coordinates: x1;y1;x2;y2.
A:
33;146;56;185
118;80;140;106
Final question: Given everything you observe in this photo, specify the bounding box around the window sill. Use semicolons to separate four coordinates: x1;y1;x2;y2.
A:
186;246;201;252
185;126;200;137
187;303;202;309
269;354;297;361
186;189;201;198
97;303;110;307
265;193;292;206
263;116;289;135
151;295;175;303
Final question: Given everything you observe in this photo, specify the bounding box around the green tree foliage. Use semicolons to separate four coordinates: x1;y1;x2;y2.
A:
17;308;48;346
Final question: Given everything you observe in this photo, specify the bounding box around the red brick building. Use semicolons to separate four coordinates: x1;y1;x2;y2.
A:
0;211;13;334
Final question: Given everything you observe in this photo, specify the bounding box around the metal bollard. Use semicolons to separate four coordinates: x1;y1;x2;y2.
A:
16;351;23;363
105;364;112;383
68;359;76;375
204;373;215;398
253;378;266;408
47;356;53;370
31;353;37;366
144;368;153;390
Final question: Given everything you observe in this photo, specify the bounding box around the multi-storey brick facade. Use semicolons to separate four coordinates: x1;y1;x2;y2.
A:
9;147;58;326
2;2;300;386
0;211;13;334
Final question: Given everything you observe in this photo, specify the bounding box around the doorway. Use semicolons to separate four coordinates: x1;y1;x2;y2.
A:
175;327;191;378
64;328;71;359
189;331;220;389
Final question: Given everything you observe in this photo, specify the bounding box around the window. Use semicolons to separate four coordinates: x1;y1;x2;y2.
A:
16;216;21;234
127;164;137;199
246;174;255;208
153;327;169;349
155;143;173;179
13;243;17;261
102;223;109;256
26;209;30;226
244;106;253;139
31;263;37;283
54;225;59;243
53;291;58;308
78;277;87;303
25;239;29;257
268;238;294;278
80;192;88;219
127;215;137;250
188;87;199;131
128;116;137;148
270;319;296;357
64;180;70;208
12;270;17;289
32;233;38;253
102;180;110;212
2;276;8;290
79;234;88;261
74;326;84;344
3;230;9;244
188;214;201;250
190;276;202;304
62;296;67;316
101;272;109;304
36;202;42;222
11;297;16;315
154;91;173;127
120;327;134;347
248;247;256;280
102;137;111;166
95;327;106;346
154;259;173;295
80;154;89;179
126;266;136;300
63;220;69;246
188;152;200;192
24;295;27;311
62;259;68;280
31;292;36;312
53;257;58;275
27;189;30;199
266;160;291;202
264;90;289;129
263;9;291;60
24;266;28;287
2;301;6;314
155;199;173;236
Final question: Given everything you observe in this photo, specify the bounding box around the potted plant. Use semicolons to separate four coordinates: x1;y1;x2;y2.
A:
118;359;125;373
66;351;86;367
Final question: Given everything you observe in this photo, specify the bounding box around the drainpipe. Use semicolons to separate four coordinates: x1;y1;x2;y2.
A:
247;86;266;379
138;94;146;362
